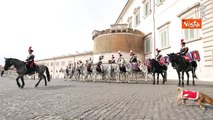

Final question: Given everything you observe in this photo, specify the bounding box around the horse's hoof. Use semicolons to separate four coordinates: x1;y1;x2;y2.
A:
187;84;189;86
153;82;155;85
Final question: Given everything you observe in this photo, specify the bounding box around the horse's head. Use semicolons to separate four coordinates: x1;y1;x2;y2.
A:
4;58;13;70
167;53;179;68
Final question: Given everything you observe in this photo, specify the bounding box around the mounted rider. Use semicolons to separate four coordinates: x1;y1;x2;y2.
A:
155;48;162;61
117;51;126;72
179;39;189;56
179;39;190;62
110;54;116;64
155;48;164;65
96;55;104;72
26;46;38;74
86;57;93;72
129;50;138;70
88;57;93;65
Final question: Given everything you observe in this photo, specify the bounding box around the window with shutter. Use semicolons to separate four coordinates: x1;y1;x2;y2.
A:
180;5;201;42
158;24;170;49
144;35;152;54
142;0;151;19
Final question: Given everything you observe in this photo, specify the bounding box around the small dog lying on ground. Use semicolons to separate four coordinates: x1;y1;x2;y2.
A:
176;87;213;110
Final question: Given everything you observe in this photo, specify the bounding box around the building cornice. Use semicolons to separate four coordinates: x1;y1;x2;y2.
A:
35;51;93;62
177;2;200;17
115;0;134;24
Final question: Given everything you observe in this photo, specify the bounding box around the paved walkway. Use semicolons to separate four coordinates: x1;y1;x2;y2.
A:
0;77;212;120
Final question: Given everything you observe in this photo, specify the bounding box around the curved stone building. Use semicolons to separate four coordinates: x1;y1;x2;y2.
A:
92;24;144;63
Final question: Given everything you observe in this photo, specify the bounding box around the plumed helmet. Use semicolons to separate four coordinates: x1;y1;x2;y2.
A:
156;48;161;52
112;54;115;58
28;46;33;52
118;51;122;56
130;50;134;55
181;39;186;45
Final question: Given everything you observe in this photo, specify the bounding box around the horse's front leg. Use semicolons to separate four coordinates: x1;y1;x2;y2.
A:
157;73;159;85
177;71;181;86
164;71;167;82
161;73;165;84
181;71;184;87
153;73;155;85
20;76;25;88
16;76;21;88
186;72;189;86
192;69;196;86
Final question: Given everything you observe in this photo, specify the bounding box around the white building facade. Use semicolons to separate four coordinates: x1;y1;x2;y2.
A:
115;0;213;81
36;51;93;79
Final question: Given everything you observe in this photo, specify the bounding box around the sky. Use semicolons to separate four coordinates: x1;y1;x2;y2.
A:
0;0;127;65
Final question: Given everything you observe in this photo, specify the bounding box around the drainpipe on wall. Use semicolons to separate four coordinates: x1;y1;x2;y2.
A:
153;0;156;57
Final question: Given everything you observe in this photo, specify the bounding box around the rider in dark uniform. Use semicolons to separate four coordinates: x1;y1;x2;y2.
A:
26;46;37;74
111;54;116;64
129;50;137;63
96;55;103;72
179;39;189;56
129;50;138;70
155;48;162;62
117;51;126;72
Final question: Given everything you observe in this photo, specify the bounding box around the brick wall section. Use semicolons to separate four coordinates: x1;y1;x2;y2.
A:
93;33;144;54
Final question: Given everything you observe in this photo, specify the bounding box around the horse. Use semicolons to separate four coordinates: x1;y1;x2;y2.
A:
83;62;93;82
73;64;84;82
149;59;167;85
167;53;197;87
92;63;108;82
4;58;50;88
59;66;73;81
126;62;144;83
107;60;119;82
117;58;129;82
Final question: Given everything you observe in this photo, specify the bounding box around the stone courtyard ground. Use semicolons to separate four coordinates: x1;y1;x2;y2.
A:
0;77;213;120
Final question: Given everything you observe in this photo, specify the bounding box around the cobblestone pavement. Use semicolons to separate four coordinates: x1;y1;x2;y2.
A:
0;77;213;120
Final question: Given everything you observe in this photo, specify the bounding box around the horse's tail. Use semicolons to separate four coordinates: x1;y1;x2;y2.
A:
45;66;50;82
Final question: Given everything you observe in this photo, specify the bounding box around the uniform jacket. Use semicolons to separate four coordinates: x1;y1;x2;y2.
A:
180;46;189;56
129;55;137;63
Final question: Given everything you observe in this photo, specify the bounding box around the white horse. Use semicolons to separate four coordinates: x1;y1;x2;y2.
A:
107;63;119;82
117;58;129;82
59;67;72;81
73;64;84;82
125;62;148;83
92;63;108;82
82;62;93;82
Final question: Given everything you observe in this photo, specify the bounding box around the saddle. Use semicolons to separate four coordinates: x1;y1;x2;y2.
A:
119;66;126;72
182;56;190;62
96;65;102;73
87;64;92;72
131;63;139;71
26;62;39;75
